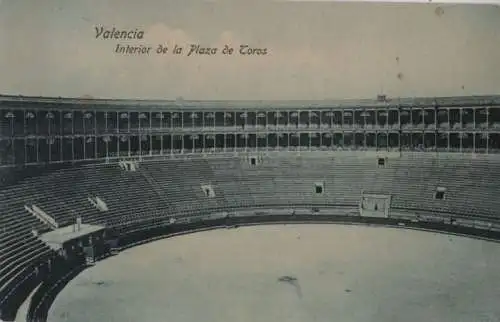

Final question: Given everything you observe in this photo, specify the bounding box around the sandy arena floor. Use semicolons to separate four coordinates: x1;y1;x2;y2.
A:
47;224;500;322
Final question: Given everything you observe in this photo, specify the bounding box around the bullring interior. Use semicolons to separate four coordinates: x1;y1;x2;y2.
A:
1;94;500;321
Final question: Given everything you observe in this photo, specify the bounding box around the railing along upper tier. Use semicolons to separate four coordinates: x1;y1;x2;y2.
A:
1;95;500;166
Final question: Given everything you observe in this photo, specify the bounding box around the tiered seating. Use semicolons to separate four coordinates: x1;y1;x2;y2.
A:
389;155;500;219
2;167;101;227
2;152;500;230
2;164;173;228
72;164;168;226
206;152;500;221
0;193;54;310
208;154;379;208
3;152;499;228
1;151;500;321
139;159;228;215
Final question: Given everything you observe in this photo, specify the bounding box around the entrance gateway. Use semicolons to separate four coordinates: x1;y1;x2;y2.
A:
359;192;391;218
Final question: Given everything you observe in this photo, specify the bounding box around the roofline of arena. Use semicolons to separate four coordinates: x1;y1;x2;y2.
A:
2;94;500;110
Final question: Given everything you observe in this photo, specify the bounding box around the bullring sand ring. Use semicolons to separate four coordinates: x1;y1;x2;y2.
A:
49;224;500;322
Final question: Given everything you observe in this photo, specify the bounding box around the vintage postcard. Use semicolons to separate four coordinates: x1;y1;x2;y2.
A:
0;1;499;322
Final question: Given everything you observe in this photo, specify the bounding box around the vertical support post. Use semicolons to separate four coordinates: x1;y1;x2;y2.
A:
94;110;98;159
